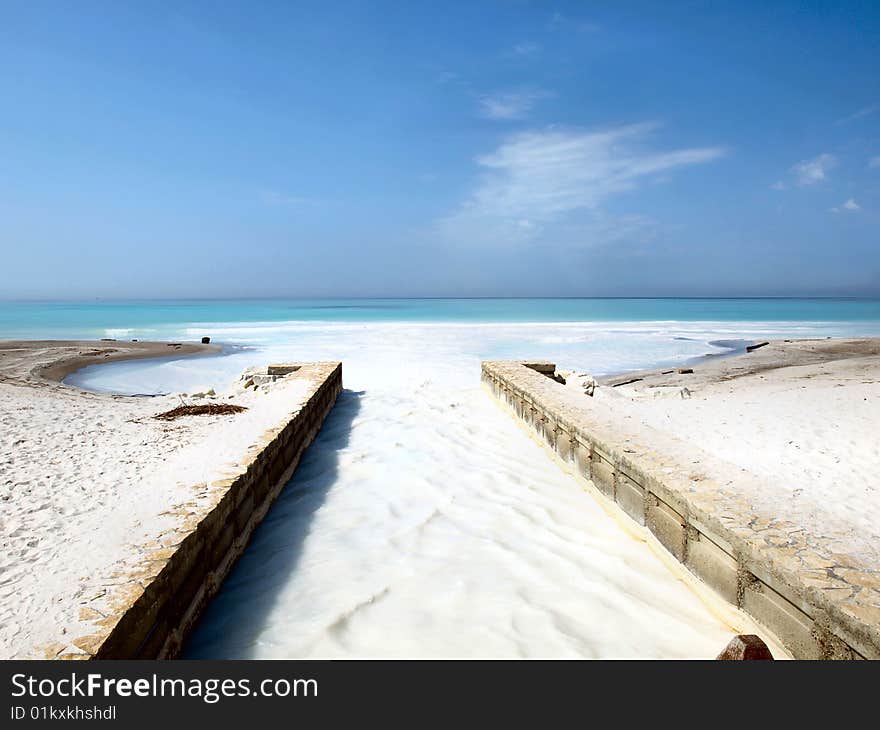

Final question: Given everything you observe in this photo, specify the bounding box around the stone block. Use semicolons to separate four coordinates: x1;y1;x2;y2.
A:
615;472;646;524
267;364;302;376
521;362;556;375
685;530;739;605
815;626;862;660
590;453;615;497
543;418;558;451
646;496;686;561
532;410;546;439
556;428;572;463
574;440;591;480
742;579;822;659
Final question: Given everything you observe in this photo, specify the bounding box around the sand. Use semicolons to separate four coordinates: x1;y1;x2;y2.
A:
0;341;315;659
2;338;779;661
563;338;880;566
9;334;870;659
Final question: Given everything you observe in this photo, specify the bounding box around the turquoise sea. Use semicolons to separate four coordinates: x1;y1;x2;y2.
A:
2;298;880;341
3;296;879;395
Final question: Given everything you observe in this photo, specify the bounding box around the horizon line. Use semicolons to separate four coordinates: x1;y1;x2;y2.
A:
3;295;880;304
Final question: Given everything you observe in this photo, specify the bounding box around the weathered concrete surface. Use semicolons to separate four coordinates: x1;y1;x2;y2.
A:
66;362;342;659
483;360;879;660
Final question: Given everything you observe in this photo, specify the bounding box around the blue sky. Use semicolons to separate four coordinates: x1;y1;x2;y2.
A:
1;0;878;298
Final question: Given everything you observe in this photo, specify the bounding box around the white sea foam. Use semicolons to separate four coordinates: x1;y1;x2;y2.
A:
75;319;879;658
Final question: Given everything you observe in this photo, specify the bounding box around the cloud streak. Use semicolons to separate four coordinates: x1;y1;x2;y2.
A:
549;12;600;33
441;123;725;244
835;104;878;125
478;90;550;120
512;42;541;56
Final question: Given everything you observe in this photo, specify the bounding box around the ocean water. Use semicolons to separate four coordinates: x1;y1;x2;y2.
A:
4;298;880;657
3;297;880;337
3;297;879;395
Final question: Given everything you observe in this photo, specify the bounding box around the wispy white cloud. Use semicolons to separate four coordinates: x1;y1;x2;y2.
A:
434;70;458;85
830;198;861;213
439;123;725;245
478;90;551;120
790;153;836;186
512;41;541;56
770;180;786;191
549;12;599;33
835;104;878;125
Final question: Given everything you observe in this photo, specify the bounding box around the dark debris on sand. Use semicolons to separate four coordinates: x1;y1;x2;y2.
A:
153;404;247;421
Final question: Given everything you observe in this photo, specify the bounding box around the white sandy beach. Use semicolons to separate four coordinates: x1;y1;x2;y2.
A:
0;341;315;659
570;338;880;566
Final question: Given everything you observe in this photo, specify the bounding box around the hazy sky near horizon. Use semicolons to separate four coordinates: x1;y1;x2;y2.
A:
1;1;879;298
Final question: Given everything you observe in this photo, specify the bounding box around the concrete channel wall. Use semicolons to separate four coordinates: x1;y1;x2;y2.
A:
483;360;879;660
76;362;342;659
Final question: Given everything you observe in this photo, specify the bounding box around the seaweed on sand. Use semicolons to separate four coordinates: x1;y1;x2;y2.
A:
153;404;247;421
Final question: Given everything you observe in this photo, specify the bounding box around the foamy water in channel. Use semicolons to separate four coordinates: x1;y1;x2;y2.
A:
69;319;880;657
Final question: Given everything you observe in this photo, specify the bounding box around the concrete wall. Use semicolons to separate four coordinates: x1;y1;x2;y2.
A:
74;362;342;659
483;360;878;660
